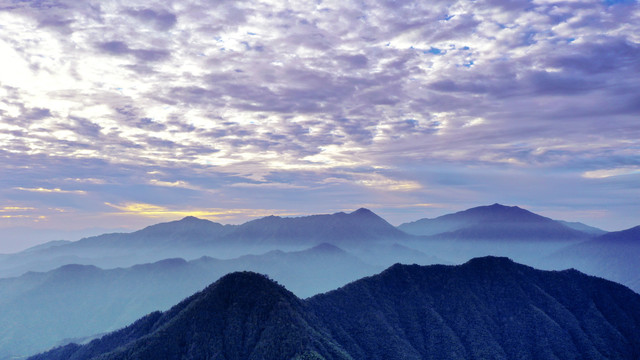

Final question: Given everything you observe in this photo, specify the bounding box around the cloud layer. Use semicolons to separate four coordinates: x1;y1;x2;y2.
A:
0;0;639;246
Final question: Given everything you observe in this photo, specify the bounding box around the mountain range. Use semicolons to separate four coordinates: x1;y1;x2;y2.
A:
2;203;638;359
0;204;602;278
0;244;388;360
546;225;640;292
0;208;410;278
30;257;640;360
399;203;590;241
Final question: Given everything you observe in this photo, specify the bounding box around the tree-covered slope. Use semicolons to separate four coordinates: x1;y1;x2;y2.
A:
30;272;352;360
0;244;378;360
30;257;640;360
309;257;640;359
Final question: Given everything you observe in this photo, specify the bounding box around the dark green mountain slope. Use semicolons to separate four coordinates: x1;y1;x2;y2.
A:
310;257;640;360
0;244;378;360
30;272;352;360
31;257;640;360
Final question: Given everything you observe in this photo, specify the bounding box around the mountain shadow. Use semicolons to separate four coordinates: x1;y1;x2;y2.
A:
32;257;640;360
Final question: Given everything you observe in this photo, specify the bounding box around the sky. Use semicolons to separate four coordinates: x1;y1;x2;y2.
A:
0;0;639;252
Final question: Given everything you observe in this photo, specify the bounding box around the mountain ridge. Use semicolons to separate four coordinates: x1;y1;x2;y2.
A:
31;257;640;360
399;203;591;241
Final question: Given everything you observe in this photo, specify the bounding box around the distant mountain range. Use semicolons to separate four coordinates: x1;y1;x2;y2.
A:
0;244;389;360
399;203;593;241
547;225;640;292
0;208;407;278
221;208;409;245
1;204;607;278
31;257;640;360
3;203;640;359
75;207;408;248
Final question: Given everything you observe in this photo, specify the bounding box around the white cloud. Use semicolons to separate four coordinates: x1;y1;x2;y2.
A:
1;0;639;232
582;167;640;179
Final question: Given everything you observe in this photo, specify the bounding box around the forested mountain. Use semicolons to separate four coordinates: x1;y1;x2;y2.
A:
0;244;380;360
31;257;640;360
30;272;353;360
399;203;591;241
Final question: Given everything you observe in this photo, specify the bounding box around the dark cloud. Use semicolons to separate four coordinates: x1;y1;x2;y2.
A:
37;17;74;29
136;118;166;132
98;41;130;55
97;41;170;62
546;39;640;74
23;107;52;121
526;70;598;95
125;8;177;31
338;54;368;69
67;117;103;138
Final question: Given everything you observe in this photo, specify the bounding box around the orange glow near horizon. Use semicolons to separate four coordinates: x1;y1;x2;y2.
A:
103;202;303;223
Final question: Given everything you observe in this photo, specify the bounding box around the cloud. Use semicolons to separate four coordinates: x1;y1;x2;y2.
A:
0;0;639;234
14;187;87;195
97;41;171;62
582;167;640;179
103;202;302;222
125;8;177;31
149;179;203;190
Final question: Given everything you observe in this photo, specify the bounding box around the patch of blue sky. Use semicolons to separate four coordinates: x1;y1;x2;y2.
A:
424;47;443;55
604;0;637;5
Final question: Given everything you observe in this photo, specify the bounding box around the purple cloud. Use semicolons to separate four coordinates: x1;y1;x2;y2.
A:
0;0;639;238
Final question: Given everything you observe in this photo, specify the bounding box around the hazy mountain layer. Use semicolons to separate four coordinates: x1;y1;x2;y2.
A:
0;244;381;360
32;257;640;360
0;205;606;279
0;208;410;278
221;208;409;245
546;225;640;292
556;220;607;236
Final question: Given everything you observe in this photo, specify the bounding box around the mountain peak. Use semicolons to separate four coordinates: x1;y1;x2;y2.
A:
214;270;278;290
308;242;346;254
399;203;589;240
351;207;375;216
463;255;517;268
180;215;200;221
488;203;518;209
